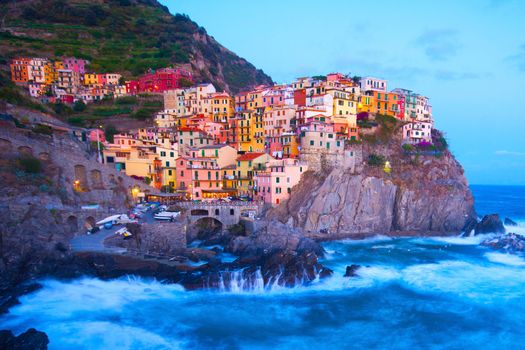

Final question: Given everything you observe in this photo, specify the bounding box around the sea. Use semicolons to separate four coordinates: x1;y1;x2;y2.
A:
1;185;525;349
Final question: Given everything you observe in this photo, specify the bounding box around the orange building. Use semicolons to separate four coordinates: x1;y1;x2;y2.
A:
10;58;31;83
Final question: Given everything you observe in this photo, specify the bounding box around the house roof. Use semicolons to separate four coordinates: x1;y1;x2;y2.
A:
237;152;266;161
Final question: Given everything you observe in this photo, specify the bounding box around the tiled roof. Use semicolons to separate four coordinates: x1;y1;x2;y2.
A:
237;152;266;161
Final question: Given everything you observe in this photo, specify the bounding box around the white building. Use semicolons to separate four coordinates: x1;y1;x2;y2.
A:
359;77;387;92
402;121;433;144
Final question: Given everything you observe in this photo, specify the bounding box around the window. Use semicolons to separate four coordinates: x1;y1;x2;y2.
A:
310;140;314;146
166;161;170;167
276;177;280;183
168;170;172;176
230;209;235;215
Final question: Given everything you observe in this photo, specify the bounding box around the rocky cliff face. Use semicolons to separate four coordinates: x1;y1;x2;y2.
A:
269;129;476;238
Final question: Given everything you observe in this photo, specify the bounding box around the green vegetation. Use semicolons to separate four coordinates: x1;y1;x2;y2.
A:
104;124;118;143
367;154;386;167
33;124;53;136
0;70;49;113
17;156;43;174
73;100;87;112
1;0;272;95
402;143;415;152
115;96;138;105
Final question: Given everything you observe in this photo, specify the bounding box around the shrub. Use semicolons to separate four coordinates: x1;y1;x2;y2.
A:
52;102;73;116
132;108;152;120
73;100;87;112
33;124;53;135
415;141;435;151
18;156;42;174
115;96;137;105
357;112;368;121
367;154;385;167
105;124;117;143
67;117;85;127
402;143;414;152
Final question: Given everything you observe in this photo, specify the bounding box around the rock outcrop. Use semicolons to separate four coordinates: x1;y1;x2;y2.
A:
481;233;525;253
269;129;476;238
475;214;506;235
0;328;49;350
504;217;518;227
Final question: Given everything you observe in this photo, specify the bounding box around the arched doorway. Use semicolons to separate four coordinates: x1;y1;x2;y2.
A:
66;215;78;233
84;216;96;230
74;165;89;191
192;217;223;241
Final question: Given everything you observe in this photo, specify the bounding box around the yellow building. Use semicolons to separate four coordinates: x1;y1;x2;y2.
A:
235;152;274;195
247;89;263;109
43;61;63;85
358;94;377;114
84;73;99;86
211;92;235;122
280;132;300;158
124;148;158;179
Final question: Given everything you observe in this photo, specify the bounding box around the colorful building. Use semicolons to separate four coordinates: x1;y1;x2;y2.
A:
254;158;308;205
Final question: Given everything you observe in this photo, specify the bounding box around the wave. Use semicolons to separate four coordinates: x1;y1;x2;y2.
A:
485;252;525;266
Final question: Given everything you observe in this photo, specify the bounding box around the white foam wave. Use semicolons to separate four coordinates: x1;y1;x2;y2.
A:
485;252;525;266
401;260;525;300
337;235;393;245
414;234;496;246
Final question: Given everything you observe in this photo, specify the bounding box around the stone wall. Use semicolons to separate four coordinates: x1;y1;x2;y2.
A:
0;124;156;211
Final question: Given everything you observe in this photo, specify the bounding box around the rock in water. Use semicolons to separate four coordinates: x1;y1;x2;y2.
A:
481;233;525;253
475;214;505;235
504;217;518;226
0;328;49;350
344;264;361;277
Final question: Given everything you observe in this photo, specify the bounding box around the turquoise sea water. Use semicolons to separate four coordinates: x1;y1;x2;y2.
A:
1;185;524;349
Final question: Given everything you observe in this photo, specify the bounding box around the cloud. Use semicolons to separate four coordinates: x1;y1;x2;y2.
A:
494;150;525;156
415;29;461;61
506;44;525;72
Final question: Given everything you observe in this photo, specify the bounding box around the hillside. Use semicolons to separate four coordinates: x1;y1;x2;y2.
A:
0;0;273;94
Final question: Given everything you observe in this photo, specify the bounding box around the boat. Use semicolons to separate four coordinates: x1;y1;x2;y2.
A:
154;211;180;221
96;214;137;226
115;227;132;237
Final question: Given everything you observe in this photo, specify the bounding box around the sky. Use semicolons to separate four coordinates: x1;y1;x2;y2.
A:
161;0;525;185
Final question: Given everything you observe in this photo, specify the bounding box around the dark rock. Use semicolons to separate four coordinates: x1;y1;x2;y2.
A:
344;264;361;277
504;217;518;227
475;214;505;235
461;217;478;236
0;328;49;350
482;232;525;253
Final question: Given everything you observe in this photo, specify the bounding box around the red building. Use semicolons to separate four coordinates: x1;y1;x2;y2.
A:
126;68;193;94
294;89;306;106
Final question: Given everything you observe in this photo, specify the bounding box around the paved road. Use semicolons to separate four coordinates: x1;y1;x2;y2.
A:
70;209;157;253
70;227;127;253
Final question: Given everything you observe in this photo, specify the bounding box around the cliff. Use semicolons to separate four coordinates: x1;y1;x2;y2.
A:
268;125;476;238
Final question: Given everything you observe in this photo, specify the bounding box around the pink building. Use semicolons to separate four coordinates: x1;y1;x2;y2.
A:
62;57;88;75
254;158;308;205
88;129;106;143
175;156;225;200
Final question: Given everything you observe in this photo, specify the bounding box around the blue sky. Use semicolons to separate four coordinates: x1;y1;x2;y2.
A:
161;0;525;185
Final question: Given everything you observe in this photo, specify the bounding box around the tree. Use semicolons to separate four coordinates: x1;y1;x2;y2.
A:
104;124;117;143
132;108;151;121
18;156;42;174
73;100;86;112
118;76;126;86
144;176;152;185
